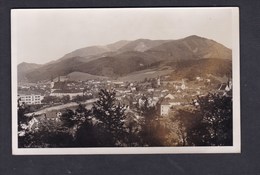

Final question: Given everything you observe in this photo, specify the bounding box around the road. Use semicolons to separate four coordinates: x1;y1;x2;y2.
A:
25;98;98;117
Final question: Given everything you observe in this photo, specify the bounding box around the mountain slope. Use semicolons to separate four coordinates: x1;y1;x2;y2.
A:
23;50;159;82
146;35;231;61
106;40;130;51
76;51;160;77
25;57;86;82
67;72;109;81
117;39;169;53
18;62;42;82
118;58;232;81
59;46;110;62
167;58;232;80
20;36;232;82
57;40;130;62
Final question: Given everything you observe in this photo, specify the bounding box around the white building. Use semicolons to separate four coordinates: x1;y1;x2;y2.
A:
181;79;186;90
157;77;161;86
147;88;154;92
160;96;186;116
160;101;171;116
18;91;44;105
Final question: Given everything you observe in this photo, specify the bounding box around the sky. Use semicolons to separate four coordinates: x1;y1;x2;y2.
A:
11;8;235;64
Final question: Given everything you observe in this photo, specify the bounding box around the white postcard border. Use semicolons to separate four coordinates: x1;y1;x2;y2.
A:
11;7;240;155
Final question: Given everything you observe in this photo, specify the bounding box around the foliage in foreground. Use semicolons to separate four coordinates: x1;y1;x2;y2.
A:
168;93;232;146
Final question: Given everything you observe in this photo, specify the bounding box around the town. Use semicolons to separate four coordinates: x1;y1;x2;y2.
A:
18;74;232;132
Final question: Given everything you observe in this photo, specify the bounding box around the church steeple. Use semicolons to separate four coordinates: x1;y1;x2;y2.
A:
157;76;161;86
50;75;54;89
181;79;186;90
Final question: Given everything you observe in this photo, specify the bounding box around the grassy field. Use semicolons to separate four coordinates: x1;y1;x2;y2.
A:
118;68;174;81
67;72;109;81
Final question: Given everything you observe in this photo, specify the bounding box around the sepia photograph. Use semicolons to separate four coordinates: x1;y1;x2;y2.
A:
11;7;240;154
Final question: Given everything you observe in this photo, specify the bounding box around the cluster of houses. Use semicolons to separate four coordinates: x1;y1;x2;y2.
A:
50;80;84;99
18;75;233;117
17;75;233;138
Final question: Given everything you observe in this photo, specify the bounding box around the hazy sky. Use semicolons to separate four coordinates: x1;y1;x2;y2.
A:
12;8;234;64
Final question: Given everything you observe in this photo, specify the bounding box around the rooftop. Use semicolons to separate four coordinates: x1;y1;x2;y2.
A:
52;82;67;89
52;89;82;93
18;90;42;96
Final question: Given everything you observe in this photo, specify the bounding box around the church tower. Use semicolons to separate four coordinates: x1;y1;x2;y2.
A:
50;75;54;89
181;79;186;90
157;76;161;86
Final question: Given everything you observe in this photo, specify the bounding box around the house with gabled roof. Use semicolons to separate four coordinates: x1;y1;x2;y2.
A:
164;93;175;100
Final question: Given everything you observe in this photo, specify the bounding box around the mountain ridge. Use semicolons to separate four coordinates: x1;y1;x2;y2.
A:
18;62;43;83
18;35;232;83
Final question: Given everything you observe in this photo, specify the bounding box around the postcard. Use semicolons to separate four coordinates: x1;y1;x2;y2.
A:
11;7;240;154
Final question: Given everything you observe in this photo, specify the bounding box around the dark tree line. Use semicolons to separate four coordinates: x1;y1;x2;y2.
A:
41;94;93;105
171;93;232;146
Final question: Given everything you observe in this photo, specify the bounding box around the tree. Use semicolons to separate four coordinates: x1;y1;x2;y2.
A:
193;93;232;146
73;104;99;147
42;96;61;104
170;109;201;146
19;117;74;148
18;99;32;147
123;112;142;146
60;109;77;128
92;89;127;146
151;78;158;88
137;96;165;146
61;95;70;104
17;98;76;148
74;120;99;147
173;93;232;146
72;94;92;102
60;104;90;130
18;101;98;148
18;98;30;125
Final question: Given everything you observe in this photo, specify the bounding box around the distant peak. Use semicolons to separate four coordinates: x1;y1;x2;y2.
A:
19;62;27;65
185;35;203;39
18;62;34;65
114;40;129;43
20;61;31;64
134;38;151;42
18;62;43;68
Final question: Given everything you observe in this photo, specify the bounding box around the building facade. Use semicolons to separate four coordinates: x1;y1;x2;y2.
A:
160;101;171;116
18;93;44;105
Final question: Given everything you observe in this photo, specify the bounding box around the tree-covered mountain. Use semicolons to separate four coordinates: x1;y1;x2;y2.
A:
145;35;231;61
116;39;169;53
58;40;130;62
17;62;42;82
18;35;232;82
